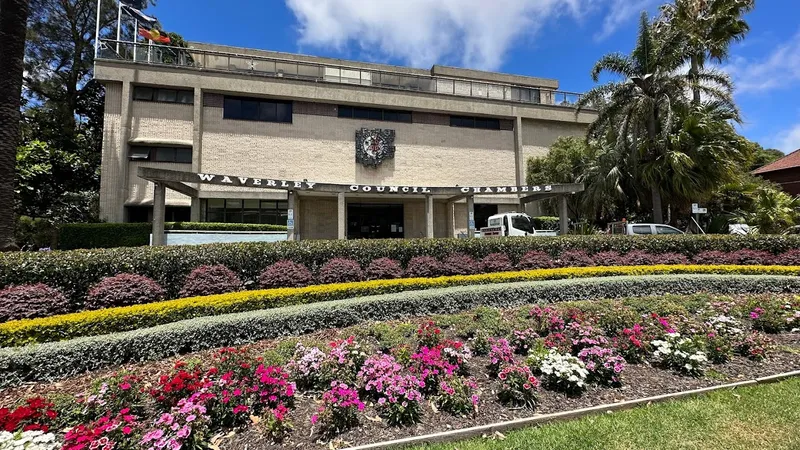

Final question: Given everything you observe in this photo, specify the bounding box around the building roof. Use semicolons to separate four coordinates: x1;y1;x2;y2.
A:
753;149;800;174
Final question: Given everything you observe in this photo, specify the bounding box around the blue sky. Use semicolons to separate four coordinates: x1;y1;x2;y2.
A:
145;0;800;153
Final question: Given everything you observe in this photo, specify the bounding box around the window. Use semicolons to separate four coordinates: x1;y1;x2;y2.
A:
205;199;288;225
655;225;682;235
337;105;412;123
511;215;534;234
631;225;653;235
223;96;293;123
450;115;500;130
133;86;193;104
128;146;192;163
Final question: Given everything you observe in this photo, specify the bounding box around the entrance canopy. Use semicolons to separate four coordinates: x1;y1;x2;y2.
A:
138;167;584;244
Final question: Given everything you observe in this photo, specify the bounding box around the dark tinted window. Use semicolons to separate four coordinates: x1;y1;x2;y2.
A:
338;105;412;123
129;145;192;163
206;199;288;225
223;96;292;123
451;115;500;130
632;225;652;235
133;86;193;104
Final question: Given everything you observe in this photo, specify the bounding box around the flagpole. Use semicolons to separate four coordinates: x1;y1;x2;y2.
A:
115;0;122;54
133;19;138;60
94;0;101;58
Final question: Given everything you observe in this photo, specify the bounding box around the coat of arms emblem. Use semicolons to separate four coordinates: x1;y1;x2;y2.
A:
355;128;396;168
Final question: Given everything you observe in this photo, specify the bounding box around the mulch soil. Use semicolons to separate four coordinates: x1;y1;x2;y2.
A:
2;329;799;449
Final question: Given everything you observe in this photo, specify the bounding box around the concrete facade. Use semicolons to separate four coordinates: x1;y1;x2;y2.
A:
95;41;592;237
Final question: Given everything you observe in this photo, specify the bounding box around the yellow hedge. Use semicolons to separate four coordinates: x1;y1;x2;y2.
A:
2;264;798;347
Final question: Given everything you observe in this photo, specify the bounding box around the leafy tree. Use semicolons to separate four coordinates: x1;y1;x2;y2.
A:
656;0;754;104
0;0;31;251
748;145;784;171
527;137;591;220
742;185;800;234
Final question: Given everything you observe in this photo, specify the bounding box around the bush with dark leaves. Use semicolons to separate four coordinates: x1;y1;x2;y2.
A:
557;250;594;267
517;251;556;270
692;251;735;265
365;258;404;280
727;249;775;265
0;284;69;321
179;265;242;298
318;258;364;284
624;250;658;266
776;249;800;265
405;256;443;278
591;251;625;266
656;252;689;265
85;274;165;310
259;260;314;289
481;253;514;273
441;253;482;276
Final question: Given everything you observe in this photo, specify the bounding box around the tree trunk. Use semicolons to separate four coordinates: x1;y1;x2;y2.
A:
690;54;701;105
645;109;663;224
0;0;31;251
651;186;664;224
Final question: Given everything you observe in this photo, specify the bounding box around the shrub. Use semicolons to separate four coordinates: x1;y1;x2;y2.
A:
311;382;364;438
531;350;588;394
358;354;403;399
409;346;458;394
405;256;442;278
434;376;479;416
441;253;482;276
487;338;515;375
318;259;364;284
480;253;513;273
557;250;594;267
657;252;690;265
179;265;242;298
3;266;800;348
577;346;625;385
693;251;734;265
735;331;775;360
777;249;800;265
591;251;624;266
651;333;707;376
2;274;800;386
623;250;658;266
511;328;539;355
374;374;424;426
0;397;58;433
259;260;314;289
532;216;559;231
518;251;556;270
85;274;165;310
727;249;775;265
748;296;800;333
496;364;539;409
0;284;69;322
365;258;403;280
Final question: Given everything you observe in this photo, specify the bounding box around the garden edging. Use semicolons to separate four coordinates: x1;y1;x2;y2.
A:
344;370;800;450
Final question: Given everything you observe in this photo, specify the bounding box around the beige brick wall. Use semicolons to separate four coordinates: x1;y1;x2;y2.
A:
521;118;586;174
99;82;125;222
130;101;193;142
199;108;517;191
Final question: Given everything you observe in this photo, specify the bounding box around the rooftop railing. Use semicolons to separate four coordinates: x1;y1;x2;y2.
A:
97;39;586;109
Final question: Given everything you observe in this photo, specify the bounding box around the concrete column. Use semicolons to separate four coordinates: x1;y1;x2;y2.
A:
152;182;166;246
559;195;569;236
425;195;434;238
287;192;296;241
513;115;526;211
190;197;201;222
446;200;455;238
337;192;346;240
467;195;476;238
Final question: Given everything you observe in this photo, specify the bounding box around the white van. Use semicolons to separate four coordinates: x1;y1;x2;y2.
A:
480;213;558;237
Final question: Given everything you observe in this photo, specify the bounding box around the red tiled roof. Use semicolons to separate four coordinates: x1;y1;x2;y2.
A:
752;149;800;174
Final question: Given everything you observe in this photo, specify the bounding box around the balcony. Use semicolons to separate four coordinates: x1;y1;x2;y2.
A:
96;39;586;109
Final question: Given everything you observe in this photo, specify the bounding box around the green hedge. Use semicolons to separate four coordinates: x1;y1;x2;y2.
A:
1;274;799;387
3;235;800;304
57;222;288;250
532;216;559;230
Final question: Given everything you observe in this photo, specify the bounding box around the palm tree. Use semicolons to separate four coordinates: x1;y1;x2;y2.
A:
744;186;800;234
577;12;738;223
0;0;31;251
657;0;754;104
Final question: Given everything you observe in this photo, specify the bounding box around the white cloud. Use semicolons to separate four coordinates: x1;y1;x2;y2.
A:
724;29;800;94
774;122;800;153
594;0;657;42
286;0;605;71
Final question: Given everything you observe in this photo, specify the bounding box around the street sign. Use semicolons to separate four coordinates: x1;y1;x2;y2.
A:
287;219;295;230
287;209;294;220
468;219;475;229
691;204;707;214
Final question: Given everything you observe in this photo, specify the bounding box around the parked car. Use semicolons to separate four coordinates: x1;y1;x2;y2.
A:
608;222;684;235
480;213;558;237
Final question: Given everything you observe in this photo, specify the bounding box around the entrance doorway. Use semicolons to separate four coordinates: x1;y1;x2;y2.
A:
474;204;498;230
347;203;404;239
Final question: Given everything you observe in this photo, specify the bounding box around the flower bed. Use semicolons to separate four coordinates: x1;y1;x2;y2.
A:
1;274;799;387
0;293;798;449
4;235;800;305
3;265;799;347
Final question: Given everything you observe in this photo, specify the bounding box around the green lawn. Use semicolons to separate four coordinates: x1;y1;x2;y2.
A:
415;378;800;450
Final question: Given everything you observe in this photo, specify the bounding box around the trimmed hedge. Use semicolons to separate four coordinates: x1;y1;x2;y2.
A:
5;235;800;304
2;274;799;387
58;222;288;250
2;265;798;347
